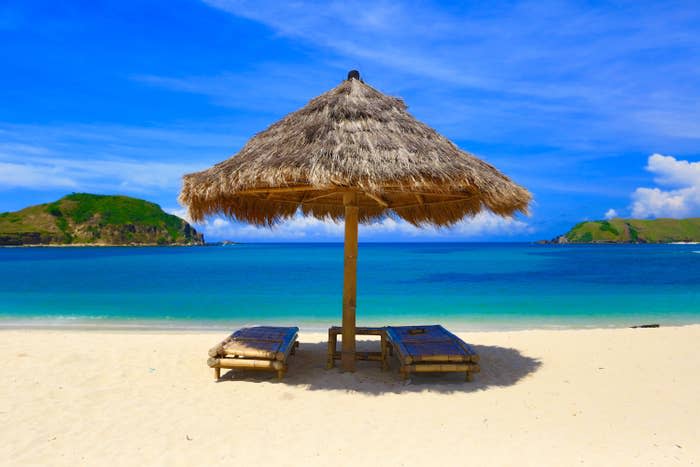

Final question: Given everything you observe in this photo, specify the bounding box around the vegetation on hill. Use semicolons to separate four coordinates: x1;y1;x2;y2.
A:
557;218;700;243
0;193;204;246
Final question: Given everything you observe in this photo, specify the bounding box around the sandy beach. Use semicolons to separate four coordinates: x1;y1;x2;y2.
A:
1;325;698;466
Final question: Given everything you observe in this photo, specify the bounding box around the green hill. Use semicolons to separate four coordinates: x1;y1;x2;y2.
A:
558;218;700;243
0;193;204;246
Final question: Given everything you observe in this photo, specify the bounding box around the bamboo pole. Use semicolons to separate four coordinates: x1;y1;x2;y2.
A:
208;343;225;358
327;328;337;369
275;333;299;361
222;346;278;360
208;357;284;370
341;192;359;372
409;363;480;372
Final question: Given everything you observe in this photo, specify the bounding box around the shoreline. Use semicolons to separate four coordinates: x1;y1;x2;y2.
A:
0;316;692;333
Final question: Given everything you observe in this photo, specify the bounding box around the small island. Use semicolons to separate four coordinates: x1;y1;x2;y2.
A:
545;218;700;244
0;193;204;246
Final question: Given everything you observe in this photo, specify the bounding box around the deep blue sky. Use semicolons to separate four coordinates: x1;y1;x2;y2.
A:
1;1;699;241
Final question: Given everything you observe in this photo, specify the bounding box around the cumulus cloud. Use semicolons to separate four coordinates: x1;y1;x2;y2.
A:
630;153;700;218
604;209;618;219
166;209;533;242
645;153;700;186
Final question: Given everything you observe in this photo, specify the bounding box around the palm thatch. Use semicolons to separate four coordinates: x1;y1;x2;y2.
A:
180;72;531;226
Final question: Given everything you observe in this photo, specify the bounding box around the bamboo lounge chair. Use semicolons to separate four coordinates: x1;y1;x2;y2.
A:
386;325;480;381
207;326;299;380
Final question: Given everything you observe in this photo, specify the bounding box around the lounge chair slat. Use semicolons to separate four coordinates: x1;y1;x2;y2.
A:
275;333;299;361
207;326;299;380
221;342;280;360
386;325;480;380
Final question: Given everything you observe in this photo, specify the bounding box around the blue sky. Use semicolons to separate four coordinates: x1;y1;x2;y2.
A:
1;1;699;241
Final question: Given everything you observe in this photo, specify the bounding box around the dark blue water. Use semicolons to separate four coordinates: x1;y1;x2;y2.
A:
1;243;699;329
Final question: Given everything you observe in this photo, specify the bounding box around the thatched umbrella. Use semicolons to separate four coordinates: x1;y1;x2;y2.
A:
180;70;531;372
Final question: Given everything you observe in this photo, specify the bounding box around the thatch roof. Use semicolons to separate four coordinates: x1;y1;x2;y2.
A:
180;71;531;226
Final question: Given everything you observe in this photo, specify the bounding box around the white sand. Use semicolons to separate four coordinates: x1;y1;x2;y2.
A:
1;326;698;466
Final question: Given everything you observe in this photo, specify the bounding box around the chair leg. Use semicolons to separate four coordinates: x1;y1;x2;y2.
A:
277;369;286;380
465;371;473;382
327;331;337;369
380;336;388;371
214;367;221;380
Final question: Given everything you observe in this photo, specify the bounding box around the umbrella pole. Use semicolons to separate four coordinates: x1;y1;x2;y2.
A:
341;192;358;372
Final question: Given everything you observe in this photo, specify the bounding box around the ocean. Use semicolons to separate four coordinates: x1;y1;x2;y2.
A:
1;243;699;330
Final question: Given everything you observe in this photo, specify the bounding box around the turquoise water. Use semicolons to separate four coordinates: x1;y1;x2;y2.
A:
1;243;700;330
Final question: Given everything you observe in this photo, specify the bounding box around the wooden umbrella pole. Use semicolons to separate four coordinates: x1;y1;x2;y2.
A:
341;192;359;372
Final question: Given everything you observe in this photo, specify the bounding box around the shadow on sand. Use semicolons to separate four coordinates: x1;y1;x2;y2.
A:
216;339;541;394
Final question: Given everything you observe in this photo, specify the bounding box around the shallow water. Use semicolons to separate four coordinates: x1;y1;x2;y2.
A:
1;243;699;330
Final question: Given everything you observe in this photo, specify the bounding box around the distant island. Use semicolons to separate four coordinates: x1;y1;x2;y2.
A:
0;193;204;246
543;218;700;244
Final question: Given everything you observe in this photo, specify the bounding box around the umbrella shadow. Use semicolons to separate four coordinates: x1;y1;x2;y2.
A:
216;340;541;394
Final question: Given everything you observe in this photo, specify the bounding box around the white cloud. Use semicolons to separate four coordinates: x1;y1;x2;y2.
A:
0;162;78;189
631;187;698;218
175;210;533;241
447;212;534;237
630;153;700;218
0;156;200;193
166;207;193;223
0;122;237;194
604;209;618;219
645;153;700;187
201;0;700;143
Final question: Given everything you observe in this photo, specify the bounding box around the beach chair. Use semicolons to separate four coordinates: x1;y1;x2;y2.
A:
386;325;480;381
207;326;299;380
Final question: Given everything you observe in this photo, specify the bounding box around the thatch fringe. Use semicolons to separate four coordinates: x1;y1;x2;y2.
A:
180;76;531;226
